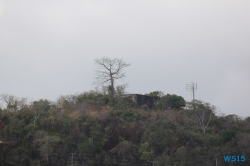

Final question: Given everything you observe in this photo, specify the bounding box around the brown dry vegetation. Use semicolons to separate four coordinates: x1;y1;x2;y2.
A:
0;94;250;166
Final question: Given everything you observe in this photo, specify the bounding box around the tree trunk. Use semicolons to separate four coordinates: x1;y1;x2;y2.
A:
110;75;115;96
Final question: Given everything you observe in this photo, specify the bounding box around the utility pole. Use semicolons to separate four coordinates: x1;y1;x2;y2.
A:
69;153;74;166
151;161;157;166
186;82;197;101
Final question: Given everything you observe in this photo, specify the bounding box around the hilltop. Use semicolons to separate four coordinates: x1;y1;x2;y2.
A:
0;92;249;166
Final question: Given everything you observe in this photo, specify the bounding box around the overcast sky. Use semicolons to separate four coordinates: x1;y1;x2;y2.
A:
1;0;249;117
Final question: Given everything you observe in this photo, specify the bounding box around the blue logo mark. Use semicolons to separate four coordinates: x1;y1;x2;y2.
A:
223;155;245;162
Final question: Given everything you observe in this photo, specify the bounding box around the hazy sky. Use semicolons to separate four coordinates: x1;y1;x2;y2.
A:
1;0;250;117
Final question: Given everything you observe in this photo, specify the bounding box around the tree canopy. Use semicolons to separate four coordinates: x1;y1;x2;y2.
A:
0;91;250;166
0;93;249;165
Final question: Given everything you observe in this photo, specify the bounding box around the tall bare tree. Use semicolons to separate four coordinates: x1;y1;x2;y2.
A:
32;99;50;125
94;57;130;96
186;100;216;134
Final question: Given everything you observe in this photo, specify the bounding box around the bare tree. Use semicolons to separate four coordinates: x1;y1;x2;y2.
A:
94;57;130;96
186;100;216;134
32;99;50;125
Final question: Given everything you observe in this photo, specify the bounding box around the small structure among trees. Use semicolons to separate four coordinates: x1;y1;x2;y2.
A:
115;92;186;110
116;94;154;109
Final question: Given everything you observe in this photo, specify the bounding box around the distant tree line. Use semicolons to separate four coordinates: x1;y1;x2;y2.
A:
0;92;249;166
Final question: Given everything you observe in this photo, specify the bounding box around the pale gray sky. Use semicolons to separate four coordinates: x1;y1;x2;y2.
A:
1;0;250;117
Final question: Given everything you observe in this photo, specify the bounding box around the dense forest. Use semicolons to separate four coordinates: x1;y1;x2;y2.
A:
0;91;249;166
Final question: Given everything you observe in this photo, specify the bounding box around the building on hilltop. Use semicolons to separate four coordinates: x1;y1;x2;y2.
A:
115;94;154;108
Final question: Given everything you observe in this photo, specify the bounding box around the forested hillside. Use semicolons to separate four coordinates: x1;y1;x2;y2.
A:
0;92;249;166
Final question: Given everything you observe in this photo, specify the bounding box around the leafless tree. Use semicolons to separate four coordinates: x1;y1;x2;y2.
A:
94;57;130;96
186;100;216;134
32;99;50;125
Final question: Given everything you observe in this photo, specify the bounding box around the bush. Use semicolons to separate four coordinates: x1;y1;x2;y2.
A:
162;94;186;110
222;130;236;143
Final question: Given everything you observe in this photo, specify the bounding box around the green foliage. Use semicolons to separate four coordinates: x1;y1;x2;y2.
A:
0;93;250;165
33;99;50;111
138;142;154;162
114;96;137;110
245;116;250;122
110;109;140;121
90;120;107;151
147;91;164;101
7;101;18;111
35;134;61;161
162;94;186;110
77;92;109;106
185;100;216;134
111;140;135;156
146;92;186;110
115;84;127;96
222;130;236;143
